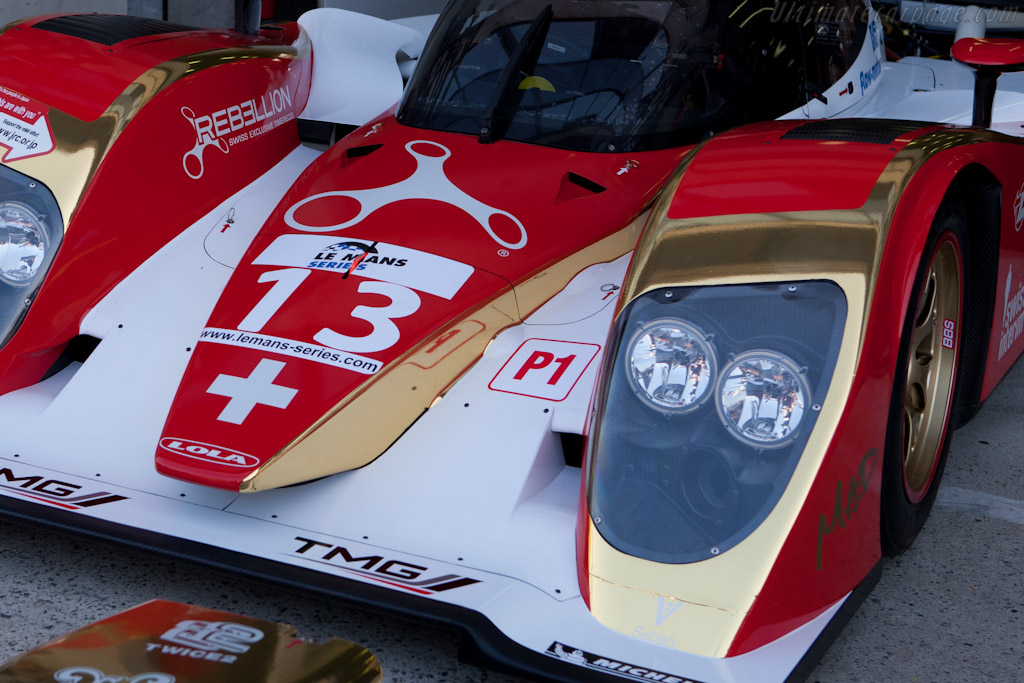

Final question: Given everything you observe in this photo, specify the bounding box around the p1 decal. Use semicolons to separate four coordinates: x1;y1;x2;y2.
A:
182;86;295;180
254;234;474;300
284;140;528;250
206;359;298;425
545;642;704;683
489;339;601;401
159;438;260;468
0;85;54;162
0;466;127;510
292;536;481;595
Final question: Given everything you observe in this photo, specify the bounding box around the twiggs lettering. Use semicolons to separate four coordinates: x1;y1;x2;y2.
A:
816;448;878;571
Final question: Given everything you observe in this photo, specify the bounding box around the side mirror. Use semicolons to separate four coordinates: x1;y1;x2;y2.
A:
951;37;1024;127
297;8;425;127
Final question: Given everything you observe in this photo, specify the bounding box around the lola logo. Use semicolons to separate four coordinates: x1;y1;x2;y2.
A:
159;438;259;468
284;140;528;250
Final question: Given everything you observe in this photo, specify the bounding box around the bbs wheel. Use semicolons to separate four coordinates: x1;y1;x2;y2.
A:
880;207;964;555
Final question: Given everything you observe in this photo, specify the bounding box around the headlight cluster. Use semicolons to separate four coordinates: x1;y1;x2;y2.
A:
0;201;50;285
0;167;63;348
626;319;716;413
589;282;846;564
626;321;813;450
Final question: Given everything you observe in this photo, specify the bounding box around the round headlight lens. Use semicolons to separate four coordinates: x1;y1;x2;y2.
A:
625;319;716;413
0;201;48;286
717;350;811;448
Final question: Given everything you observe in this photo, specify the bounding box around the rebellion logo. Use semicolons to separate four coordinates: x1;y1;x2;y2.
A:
284;139;528;250
182;86;294;180
159;439;260;468
292;536;481;595
0;467;128;510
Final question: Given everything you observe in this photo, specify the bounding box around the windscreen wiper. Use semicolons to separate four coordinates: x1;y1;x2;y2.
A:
479;4;554;144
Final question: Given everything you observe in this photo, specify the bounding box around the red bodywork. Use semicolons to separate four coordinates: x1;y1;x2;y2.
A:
156;116;686;488
2;10;1024;669
644;121;1024;654
0;16;311;395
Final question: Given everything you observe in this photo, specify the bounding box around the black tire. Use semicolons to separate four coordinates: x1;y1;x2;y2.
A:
880;199;967;555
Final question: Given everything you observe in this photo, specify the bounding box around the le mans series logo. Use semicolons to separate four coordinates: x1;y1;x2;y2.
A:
0;466;127;510
181;85;296;180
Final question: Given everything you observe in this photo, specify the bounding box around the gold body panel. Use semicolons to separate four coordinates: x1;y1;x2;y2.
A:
244;212;650;491
584;130;994;657
1;42;306;227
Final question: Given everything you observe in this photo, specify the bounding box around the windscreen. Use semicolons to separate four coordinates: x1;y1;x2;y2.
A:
398;0;806;152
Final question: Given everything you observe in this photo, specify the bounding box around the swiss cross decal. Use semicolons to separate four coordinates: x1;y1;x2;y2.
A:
489;339;600;401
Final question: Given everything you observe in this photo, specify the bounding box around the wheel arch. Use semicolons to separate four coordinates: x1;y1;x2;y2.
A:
941;165;1002;427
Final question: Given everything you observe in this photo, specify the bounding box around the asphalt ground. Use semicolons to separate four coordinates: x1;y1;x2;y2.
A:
1;361;1022;683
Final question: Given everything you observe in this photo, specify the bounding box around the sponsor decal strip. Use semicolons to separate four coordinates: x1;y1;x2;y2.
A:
0;467;129;510
198;328;381;374
0;84;53;162
254;235;474;300
290;536;481;597
545;642;704;683
4;488;79;510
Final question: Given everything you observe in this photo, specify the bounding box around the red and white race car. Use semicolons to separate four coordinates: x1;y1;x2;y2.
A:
1;1;1022;681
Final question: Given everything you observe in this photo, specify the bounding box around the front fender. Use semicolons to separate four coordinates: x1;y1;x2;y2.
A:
578;119;1010;658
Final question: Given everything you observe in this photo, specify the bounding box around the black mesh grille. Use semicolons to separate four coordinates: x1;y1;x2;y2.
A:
33;14;196;46
781;119;933;145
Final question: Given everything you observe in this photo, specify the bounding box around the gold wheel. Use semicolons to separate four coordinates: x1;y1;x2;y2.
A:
901;236;961;503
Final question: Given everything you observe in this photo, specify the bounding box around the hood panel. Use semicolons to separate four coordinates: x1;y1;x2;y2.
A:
274;119;683;281
0;15;296;122
157;240;508;489
158;120;685;490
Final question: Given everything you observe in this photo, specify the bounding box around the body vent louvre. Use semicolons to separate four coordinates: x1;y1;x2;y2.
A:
33;14;197;46
781;119;933;145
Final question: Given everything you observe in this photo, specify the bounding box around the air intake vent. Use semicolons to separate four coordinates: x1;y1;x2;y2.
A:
781;119;931;145
555;171;606;204
33;14;196;46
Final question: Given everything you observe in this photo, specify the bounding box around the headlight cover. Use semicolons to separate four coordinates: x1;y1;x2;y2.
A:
588;281;846;564
0;166;63;347
626;319;716;414
717;350;811;449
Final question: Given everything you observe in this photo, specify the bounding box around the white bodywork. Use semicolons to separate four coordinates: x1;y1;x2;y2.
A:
3;5;1024;683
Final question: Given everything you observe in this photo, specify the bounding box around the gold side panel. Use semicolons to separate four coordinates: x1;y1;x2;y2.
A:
2;42;305;226
243;213;649;492
585;127;1009;657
